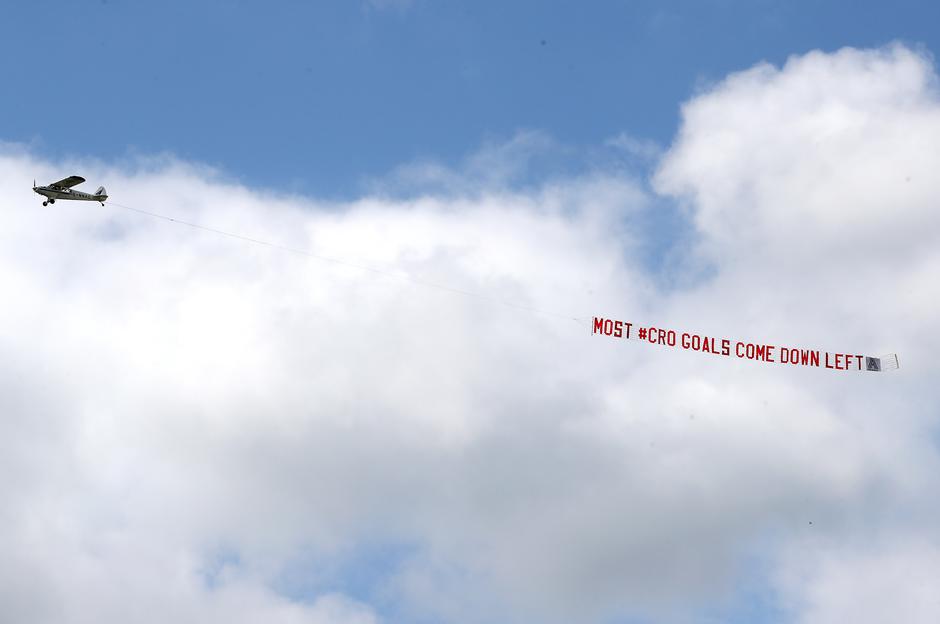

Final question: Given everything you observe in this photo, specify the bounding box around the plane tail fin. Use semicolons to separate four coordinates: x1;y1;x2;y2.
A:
95;186;107;198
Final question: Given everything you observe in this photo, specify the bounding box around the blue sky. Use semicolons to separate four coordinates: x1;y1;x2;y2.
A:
5;0;939;195
3;3;940;624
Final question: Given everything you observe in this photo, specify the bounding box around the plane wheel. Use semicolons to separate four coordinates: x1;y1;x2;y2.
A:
42;201;47;206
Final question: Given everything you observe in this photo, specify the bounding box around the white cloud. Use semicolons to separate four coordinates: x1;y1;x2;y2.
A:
654;42;940;623
2;43;940;624
606;132;664;162
776;538;940;624
370;130;575;197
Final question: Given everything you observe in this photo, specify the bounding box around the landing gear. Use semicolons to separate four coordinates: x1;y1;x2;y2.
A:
48;198;55;204
42;201;48;206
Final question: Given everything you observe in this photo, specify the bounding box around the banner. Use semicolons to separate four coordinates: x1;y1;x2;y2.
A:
592;317;899;372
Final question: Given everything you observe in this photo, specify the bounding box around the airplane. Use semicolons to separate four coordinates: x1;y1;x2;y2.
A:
33;176;108;206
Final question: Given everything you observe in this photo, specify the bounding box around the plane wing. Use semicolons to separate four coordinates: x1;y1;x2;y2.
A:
49;175;86;190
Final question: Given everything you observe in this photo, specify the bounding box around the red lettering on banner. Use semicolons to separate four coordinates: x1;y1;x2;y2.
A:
592;317;883;373
737;342;775;362
825;353;856;370
651;329;677;346
781;347;821;367
592;317;632;339
681;333;726;356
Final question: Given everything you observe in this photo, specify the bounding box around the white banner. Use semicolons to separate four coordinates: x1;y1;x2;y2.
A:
592;317;899;372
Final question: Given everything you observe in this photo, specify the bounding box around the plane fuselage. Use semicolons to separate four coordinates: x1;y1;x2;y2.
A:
33;186;107;203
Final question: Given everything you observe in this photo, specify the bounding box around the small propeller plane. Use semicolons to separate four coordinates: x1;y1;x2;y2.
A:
33;176;108;206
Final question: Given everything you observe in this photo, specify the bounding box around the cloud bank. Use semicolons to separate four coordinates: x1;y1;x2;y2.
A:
1;44;939;623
